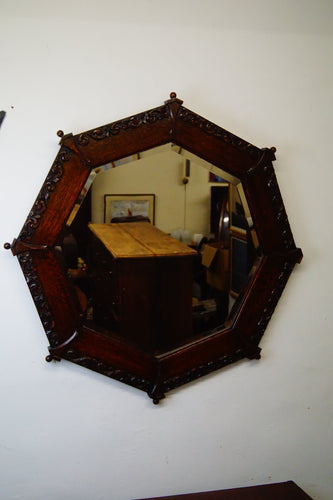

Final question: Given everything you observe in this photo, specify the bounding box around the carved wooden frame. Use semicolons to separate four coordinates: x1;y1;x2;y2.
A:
5;93;302;403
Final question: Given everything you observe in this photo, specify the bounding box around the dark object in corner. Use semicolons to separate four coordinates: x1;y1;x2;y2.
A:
135;480;313;499
0;111;6;129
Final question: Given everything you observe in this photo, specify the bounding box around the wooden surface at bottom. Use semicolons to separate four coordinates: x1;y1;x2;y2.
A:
135;481;313;500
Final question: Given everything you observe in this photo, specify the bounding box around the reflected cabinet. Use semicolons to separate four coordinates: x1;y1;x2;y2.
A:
5;93;302;403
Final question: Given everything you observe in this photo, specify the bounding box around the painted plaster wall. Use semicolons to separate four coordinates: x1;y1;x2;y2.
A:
1;1;332;499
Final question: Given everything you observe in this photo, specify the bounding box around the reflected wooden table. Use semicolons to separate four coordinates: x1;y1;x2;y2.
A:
88;222;197;352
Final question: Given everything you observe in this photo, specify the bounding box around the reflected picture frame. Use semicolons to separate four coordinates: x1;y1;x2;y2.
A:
209;172;227;183
104;194;155;224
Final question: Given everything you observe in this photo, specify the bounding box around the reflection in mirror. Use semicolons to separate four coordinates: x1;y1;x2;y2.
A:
57;143;261;355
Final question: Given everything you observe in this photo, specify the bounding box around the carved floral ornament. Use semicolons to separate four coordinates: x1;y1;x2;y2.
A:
5;93;302;403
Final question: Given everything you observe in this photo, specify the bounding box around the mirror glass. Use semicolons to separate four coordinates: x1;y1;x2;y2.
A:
56;143;261;355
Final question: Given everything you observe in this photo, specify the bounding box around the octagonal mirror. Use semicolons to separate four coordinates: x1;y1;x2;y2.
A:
6;93;302;403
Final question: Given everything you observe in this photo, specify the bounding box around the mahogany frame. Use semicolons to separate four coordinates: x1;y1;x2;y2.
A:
5;93;302;403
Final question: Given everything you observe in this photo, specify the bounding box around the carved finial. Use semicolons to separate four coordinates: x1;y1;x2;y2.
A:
165;92;183;106
45;354;61;362
4;242;11;250
271;146;277;153
57;130;64;138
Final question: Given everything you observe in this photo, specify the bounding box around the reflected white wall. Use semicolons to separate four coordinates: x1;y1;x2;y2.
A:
91;150;219;237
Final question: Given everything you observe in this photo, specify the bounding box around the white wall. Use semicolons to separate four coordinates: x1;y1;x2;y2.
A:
1;1;332;499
